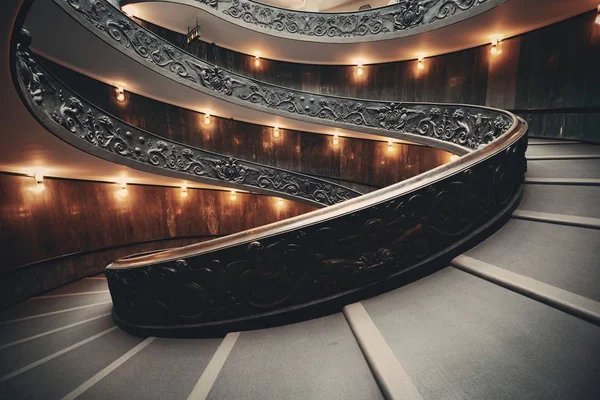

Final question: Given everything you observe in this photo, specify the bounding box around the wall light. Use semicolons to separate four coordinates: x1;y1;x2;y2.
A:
204;113;211;125
332;134;340;146
230;190;237;201
33;173;45;193
277;198;284;207
116;86;125;102
273;126;280;138
181;184;188;198
387;140;394;152
450;154;460;162
417;56;425;70
118;182;128;198
356;64;363;76
490;38;502;55
596;5;600;25
254;56;260;67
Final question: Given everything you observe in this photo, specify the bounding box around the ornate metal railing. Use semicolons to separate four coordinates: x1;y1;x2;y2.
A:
120;0;504;41
54;0;511;154
14;1;528;337
14;30;359;207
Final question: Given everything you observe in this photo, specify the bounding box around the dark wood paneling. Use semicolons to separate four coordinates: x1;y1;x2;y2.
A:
43;59;451;189
0;174;315;272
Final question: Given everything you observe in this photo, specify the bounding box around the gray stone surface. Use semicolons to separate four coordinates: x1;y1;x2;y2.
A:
79;338;221;400
0;314;114;376
208;313;383;400
466;219;600;301
363;267;600;400
0;303;112;347
0;328;142;400
526;159;600;179
519;184;600;218
526;144;600;157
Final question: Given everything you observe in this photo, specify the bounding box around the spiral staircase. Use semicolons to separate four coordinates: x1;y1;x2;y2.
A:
1;0;600;399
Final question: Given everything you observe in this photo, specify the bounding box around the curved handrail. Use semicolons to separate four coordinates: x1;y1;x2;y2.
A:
120;0;505;42
14;33;360;207
52;0;513;156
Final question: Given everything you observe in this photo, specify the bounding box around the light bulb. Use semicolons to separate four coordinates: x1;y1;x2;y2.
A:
204;113;211;125
254;56;260;67
450;154;460;162
277;198;284;207
230;190;236;200
387;140;393;152
490;38;501;55
34;173;45;193
417;56;425;70
273;126;280;138
356;64;363;76
118;182;128;198
116;87;125;102
181;185;188;198
332;134;339;146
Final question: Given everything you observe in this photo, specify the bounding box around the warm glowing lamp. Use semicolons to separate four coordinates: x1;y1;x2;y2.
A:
356;64;363;76
204;113;211;125
181;184;188;198
332;134;339;146
254;56;260;67
490;38;501;55
596;5;600;25
230;190;237;200
34;173;45;193
387;140;394;152
118;182;128;198
116;87;125;102
417;56;425;70
277;198;284;207
273;126;280;138
450;154;460;162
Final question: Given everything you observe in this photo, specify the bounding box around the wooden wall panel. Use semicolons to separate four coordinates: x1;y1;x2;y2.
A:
0;174;315;272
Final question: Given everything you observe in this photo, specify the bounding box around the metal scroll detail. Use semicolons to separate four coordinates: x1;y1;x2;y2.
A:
56;0;512;151
105;134;527;326
122;0;492;39
15;31;359;206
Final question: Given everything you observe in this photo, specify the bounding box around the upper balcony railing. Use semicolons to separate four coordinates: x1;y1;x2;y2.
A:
120;0;503;42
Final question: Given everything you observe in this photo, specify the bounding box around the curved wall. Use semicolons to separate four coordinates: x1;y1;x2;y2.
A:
43;58;451;193
0;173;315;307
139;10;600;141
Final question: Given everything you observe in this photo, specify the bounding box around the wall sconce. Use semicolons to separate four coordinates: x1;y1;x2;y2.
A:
116;86;125;102
277;198;284;207
356;64;363;76
254;56;260;67
230;190;237;201
181;184;188;198
450;154;460;162
118;182;128;198
332;134;339;146
490;38;502;55
387;140;394;152
203;113;211;125
417;56;425;70
273;126;280;138
33;173;45;193
596;5;600;25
